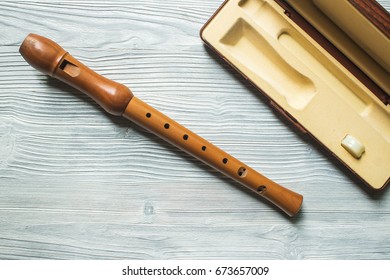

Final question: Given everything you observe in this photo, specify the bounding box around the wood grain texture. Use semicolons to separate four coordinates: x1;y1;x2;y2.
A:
0;0;389;259
349;0;390;38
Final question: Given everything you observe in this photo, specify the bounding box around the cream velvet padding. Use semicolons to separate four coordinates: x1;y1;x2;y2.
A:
286;0;390;96
201;0;390;189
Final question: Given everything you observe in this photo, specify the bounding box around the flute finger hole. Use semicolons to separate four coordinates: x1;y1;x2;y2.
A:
257;185;267;193
164;123;170;129
202;146;207;151
146;113;151;118
183;134;189;140
238;167;247;177
223;158;228;164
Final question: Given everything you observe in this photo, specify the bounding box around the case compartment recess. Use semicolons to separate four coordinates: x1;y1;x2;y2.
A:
201;0;390;190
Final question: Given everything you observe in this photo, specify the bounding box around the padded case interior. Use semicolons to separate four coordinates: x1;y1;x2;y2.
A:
201;0;390;189
285;0;390;98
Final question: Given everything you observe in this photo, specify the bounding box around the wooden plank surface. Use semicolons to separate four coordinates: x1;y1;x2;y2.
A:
0;0;389;259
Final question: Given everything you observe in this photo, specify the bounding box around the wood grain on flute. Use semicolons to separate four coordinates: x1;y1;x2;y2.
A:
19;33;303;217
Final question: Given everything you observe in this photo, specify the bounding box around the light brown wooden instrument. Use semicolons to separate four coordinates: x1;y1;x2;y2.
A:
19;33;303;217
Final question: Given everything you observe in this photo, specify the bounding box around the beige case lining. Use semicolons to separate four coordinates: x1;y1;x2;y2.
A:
201;0;390;189
286;0;390;97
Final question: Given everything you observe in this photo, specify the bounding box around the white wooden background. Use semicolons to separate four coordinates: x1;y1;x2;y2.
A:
0;0;389;260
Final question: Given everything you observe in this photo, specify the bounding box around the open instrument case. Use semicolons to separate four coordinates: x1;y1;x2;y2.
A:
201;0;390;190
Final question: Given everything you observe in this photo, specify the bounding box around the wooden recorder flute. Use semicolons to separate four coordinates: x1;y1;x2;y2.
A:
19;34;303;217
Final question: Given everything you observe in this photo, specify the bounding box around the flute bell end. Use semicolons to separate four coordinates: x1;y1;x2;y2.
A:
260;183;303;217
